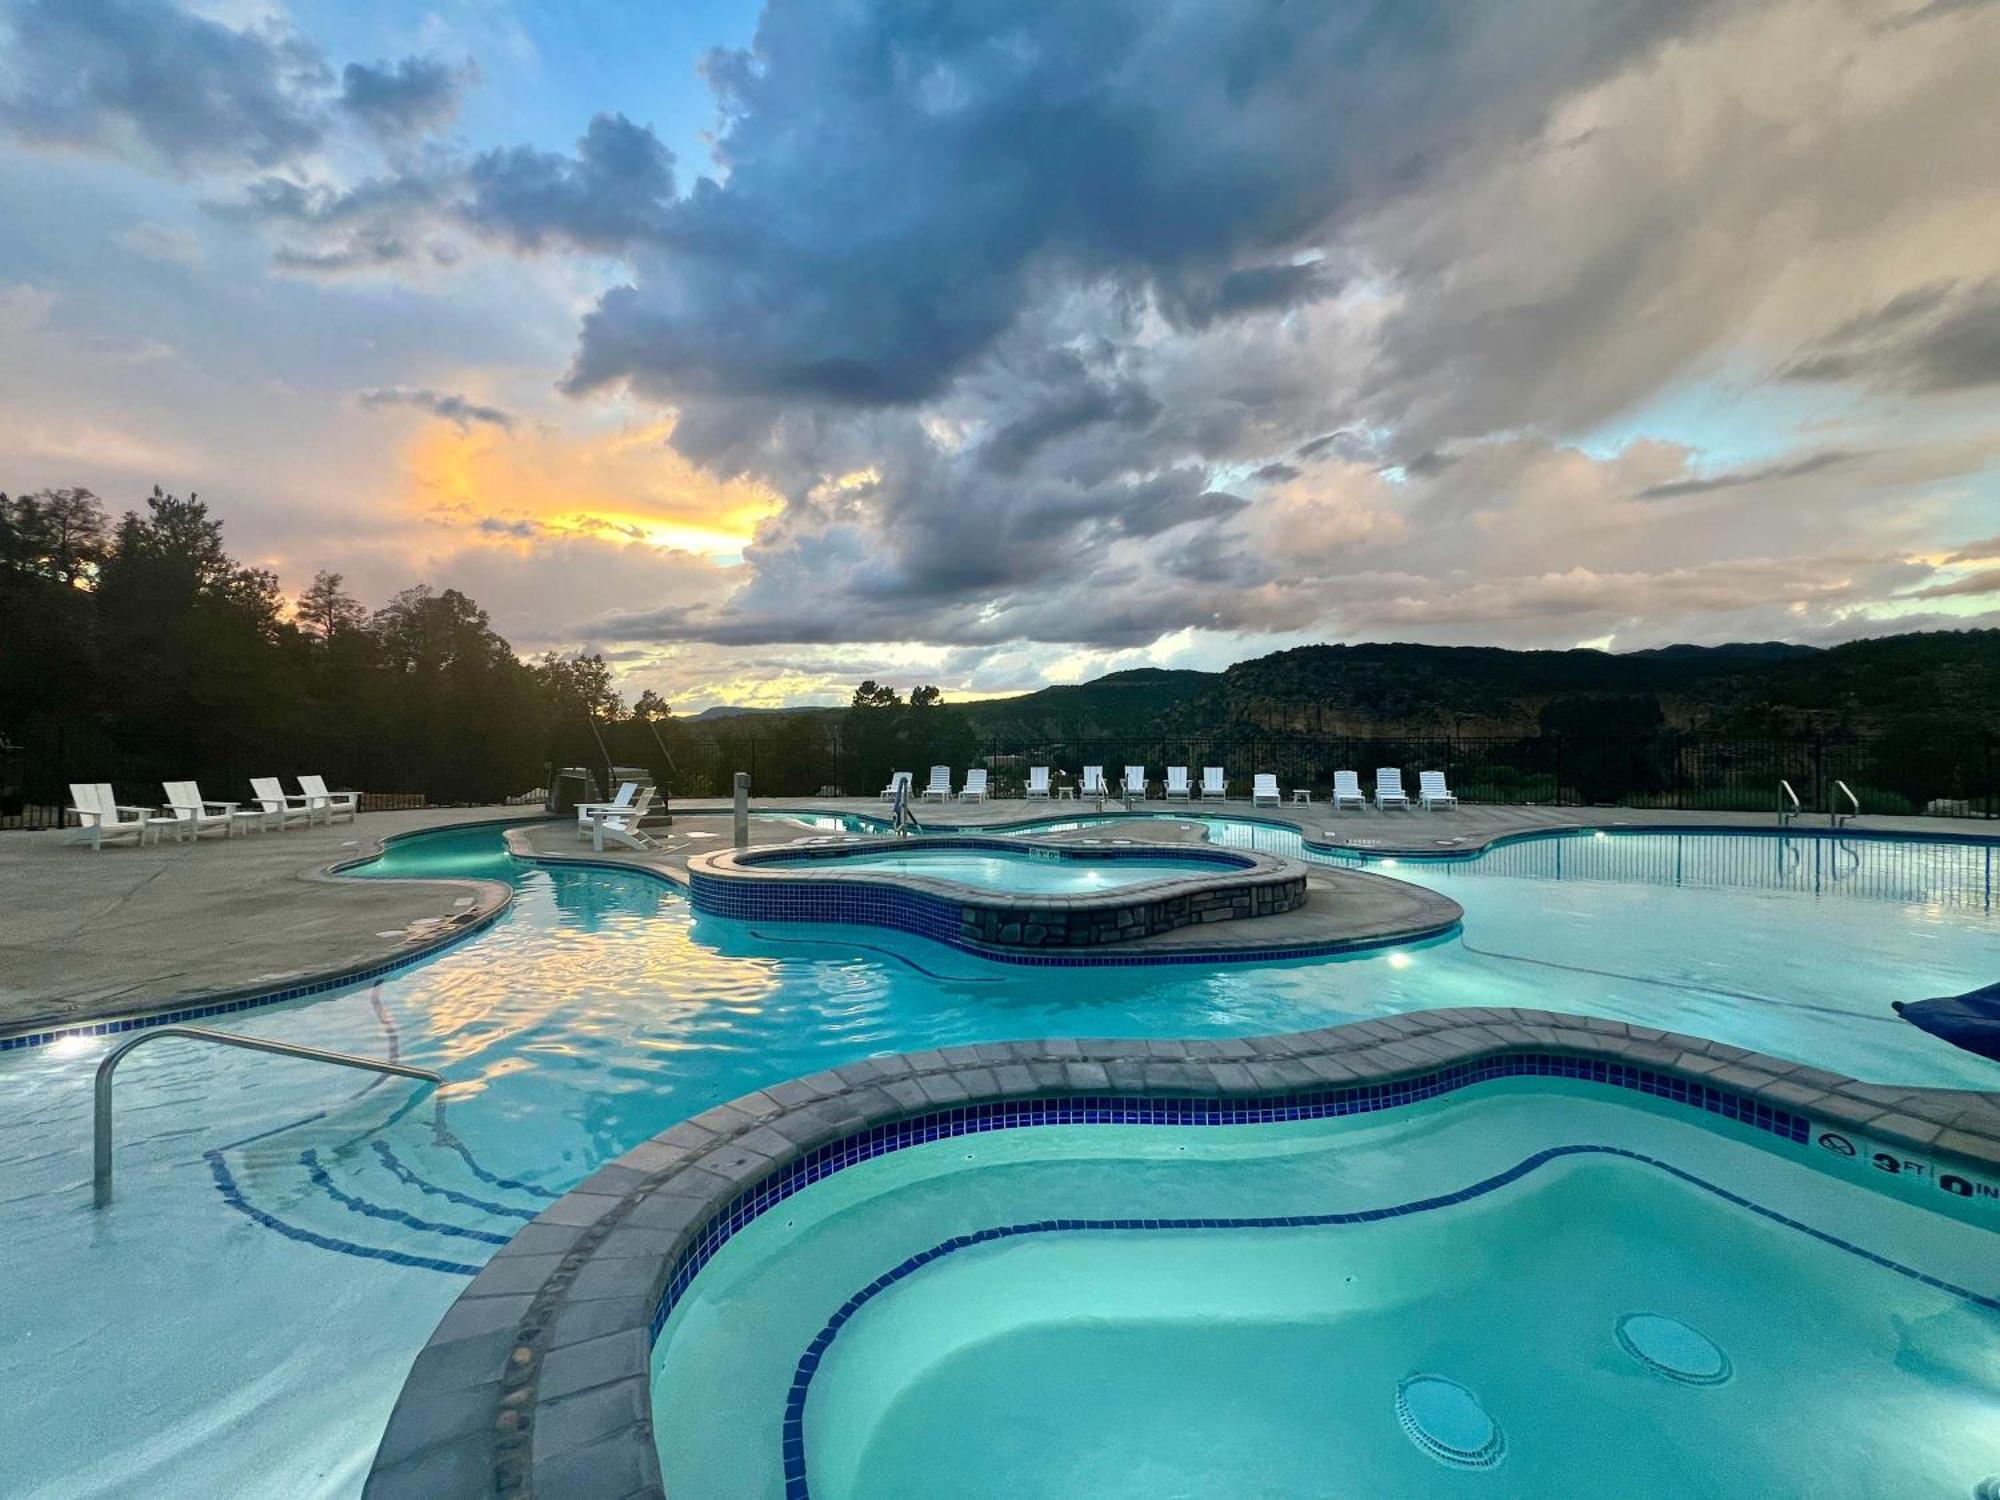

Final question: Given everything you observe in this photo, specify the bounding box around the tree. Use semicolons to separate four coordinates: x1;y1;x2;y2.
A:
910;684;943;709
631;688;671;722
0;488;107;585
296;570;367;643
851;679;902;709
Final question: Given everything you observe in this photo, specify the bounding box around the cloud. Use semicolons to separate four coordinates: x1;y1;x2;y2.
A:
1779;279;2000;393
338;55;473;142
1908;567;2000;600
0;0;328;170
112;221;206;267
357;385;515;431
1634;449;1864;499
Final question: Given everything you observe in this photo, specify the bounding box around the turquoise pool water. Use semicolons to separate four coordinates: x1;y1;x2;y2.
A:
761;844;1242;893
0;819;1995;1497
654;1083;2000;1498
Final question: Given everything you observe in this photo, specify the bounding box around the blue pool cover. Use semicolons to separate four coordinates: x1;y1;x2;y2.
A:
1895;981;2000;1063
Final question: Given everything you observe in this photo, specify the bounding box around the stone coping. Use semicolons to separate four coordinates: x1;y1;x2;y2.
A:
362;1005;2000;1500
0;812;547;1049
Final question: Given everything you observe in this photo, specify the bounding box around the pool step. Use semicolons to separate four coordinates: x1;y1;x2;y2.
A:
210;1127;561;1275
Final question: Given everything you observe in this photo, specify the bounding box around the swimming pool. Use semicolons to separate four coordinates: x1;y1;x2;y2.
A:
759;843;1245;894
0;819;1995;1496
652;1080;2000;1498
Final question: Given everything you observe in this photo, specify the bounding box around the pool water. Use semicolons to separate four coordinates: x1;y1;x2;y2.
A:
762;845;1241;893
654;1084;2000;1498
0;820;1995;1497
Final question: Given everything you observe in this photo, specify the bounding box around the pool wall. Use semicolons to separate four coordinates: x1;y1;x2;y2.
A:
688;836;1308;952
362;1004;2000;1500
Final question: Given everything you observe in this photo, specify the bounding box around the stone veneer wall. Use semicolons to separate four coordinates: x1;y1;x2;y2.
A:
954;870;1305;947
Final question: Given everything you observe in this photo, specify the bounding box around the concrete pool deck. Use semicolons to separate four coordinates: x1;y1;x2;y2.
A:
1;796;1994;1038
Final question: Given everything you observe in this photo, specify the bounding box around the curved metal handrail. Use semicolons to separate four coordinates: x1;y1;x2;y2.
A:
1830;778;1860;828
1778;779;1801;826
93;1025;444;1208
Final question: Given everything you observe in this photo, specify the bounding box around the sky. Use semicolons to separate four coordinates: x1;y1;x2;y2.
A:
1;0;1997;711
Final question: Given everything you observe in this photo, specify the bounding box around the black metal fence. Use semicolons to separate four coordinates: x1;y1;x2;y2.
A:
5;724;1995;828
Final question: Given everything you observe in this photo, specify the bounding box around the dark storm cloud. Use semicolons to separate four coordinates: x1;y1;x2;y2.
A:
1635;450;1864;500
357;385;515;431
339;56;472;142
0;0;328;170
563;0;1718;409
462;114;677;253
1780;281;2000;393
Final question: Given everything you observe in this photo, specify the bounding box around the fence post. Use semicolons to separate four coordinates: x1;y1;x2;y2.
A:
1553;733;1564;807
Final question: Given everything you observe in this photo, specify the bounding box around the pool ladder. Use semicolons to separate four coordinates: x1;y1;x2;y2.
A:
1778;779;1801;826
92;1026;444;1208
1829;779;1859;828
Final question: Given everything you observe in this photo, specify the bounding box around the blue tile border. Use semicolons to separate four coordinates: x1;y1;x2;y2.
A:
770;1137;2000;1496
646;1052;1807;1347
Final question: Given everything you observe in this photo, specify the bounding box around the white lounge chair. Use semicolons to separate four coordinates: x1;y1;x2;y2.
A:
921;766;952;801
298;774;359;824
576;782;639;841
1198;767;1226;800
1081;765;1107;797
590;787;658;851
163;780;259;838
1123;765;1147;799
251;776;315;830
64;783;158;849
1331;770;1365;810
1025;766;1051;799
960;769;989;802
1419;771;1459;810
1374;768;1411;810
1164;766;1190;800
880;771;913;802
1251;773;1280;807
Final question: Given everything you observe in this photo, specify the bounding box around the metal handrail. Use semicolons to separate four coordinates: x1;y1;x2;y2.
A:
93;1026;444;1208
1778;779;1800;826
1831;779;1859;828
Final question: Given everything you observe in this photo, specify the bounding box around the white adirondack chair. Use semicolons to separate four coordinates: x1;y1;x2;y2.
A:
1374;767;1411;810
162;781;252;838
960;769;989;802
590;787;658;851
251;776;315;829
576;782;639;841
1025;766;1051;799
1251;773;1280;806
1081;765;1107;797
64;783;157;849
1122;765;1147;799
1198;766;1226;800
880;771;913;802
1419;770;1459;810
298;774;359;824
1330;770;1365;810
921;765;952;801
1164;766;1191;800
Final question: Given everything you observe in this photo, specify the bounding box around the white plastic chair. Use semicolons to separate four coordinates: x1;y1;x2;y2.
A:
1419;770;1459;810
1198;767;1226;800
1025;767;1051;799
298;774;359;824
1251;773;1280;806
576;782;639;841
960;769;989;802
64;784;157;849
880;771;913;802
1081;765;1107;796
162;781;255;838
590;787;659;851
1122;765;1147;799
1331;770;1365;810
250;776;315;829
1374;768;1411;810
921;766;952;801
1164;766;1190;800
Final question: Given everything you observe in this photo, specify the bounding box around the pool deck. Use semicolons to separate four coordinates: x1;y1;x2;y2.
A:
1;796;1994;1039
